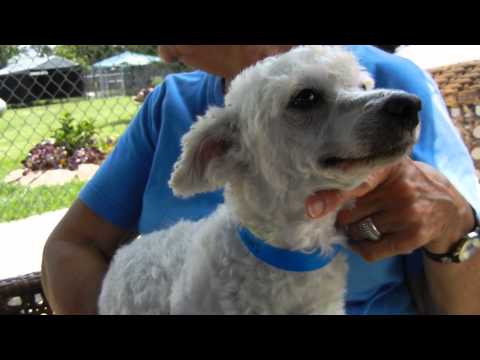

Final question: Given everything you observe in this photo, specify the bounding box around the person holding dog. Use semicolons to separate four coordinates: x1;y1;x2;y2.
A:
42;45;480;315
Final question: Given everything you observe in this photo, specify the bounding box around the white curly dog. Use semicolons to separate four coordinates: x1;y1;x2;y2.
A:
98;46;421;315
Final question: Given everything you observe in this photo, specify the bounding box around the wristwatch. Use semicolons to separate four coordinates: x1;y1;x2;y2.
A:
423;209;480;264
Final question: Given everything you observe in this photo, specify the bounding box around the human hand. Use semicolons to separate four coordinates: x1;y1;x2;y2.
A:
306;157;475;262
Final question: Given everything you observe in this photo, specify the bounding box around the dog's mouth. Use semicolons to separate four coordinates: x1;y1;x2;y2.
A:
320;142;412;171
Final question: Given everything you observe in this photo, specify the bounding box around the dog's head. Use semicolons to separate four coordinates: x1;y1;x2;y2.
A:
170;46;421;200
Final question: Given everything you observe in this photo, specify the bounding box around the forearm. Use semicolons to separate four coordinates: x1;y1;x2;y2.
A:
423;205;480;314
42;239;109;315
421;201;480;314
424;251;480;314
41;199;134;314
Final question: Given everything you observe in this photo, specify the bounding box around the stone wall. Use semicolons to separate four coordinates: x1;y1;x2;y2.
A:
428;60;480;179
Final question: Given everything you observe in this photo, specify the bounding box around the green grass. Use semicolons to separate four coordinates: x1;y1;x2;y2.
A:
0;180;85;223
0;96;140;223
0;96;139;171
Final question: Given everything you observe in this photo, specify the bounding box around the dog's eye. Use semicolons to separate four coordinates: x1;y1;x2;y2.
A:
289;89;321;110
360;79;374;91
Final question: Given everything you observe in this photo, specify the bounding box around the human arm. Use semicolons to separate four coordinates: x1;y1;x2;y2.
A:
41;199;137;314
41;84;163;314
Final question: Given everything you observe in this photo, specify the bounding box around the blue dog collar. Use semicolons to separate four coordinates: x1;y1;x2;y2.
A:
237;226;343;272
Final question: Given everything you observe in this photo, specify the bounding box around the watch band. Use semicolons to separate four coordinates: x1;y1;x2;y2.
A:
423;207;480;264
423;237;470;263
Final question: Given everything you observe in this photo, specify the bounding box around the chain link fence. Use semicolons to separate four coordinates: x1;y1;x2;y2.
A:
2;45;478;224
0;47;181;223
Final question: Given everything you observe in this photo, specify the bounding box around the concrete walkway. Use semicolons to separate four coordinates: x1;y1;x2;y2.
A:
0;209;67;280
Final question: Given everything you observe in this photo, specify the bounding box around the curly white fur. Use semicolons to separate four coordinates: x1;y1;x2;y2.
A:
98;46;420;315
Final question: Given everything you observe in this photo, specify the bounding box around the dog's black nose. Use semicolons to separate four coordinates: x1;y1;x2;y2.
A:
382;94;421;130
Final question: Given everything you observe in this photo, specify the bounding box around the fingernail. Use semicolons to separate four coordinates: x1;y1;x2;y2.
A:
307;200;324;218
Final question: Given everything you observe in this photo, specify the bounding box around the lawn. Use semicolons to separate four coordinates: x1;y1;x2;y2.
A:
0;180;85;223
0;96;140;222
0;96;139;175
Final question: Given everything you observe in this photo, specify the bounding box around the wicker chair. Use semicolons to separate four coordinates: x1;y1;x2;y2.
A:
0;272;53;315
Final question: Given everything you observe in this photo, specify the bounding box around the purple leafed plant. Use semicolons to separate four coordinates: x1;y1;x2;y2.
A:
67;147;105;170
22;112;109;173
22;141;106;173
22;141;69;173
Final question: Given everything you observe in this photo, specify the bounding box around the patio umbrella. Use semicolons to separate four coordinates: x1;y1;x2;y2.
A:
92;51;162;69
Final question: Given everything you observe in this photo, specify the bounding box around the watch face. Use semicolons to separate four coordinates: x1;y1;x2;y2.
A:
458;237;480;262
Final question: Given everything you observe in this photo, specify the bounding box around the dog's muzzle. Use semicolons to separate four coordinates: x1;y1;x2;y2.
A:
380;93;421;132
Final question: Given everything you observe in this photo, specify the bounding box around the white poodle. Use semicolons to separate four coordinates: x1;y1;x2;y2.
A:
98;46;421;315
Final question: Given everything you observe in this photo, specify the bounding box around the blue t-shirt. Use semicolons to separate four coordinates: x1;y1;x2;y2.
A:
80;45;480;315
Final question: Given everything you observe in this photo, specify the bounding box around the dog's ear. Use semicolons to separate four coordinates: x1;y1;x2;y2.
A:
169;106;243;198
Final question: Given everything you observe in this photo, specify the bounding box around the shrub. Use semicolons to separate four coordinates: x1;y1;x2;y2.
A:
22;112;106;172
97;136;118;154
53;112;97;154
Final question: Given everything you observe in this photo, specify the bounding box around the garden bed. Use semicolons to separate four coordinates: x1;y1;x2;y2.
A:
4;163;99;187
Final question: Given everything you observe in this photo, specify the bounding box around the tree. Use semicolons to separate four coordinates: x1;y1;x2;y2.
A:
122;45;158;56
53;45;160;68
29;45;54;57
0;45;20;67
54;45;116;68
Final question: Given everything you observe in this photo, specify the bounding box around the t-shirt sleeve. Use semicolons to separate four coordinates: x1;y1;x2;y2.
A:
78;86;166;230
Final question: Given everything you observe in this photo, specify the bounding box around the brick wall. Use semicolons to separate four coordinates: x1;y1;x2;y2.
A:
428;60;480;179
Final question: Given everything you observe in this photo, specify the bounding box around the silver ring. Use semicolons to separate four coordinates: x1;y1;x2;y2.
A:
358;217;382;241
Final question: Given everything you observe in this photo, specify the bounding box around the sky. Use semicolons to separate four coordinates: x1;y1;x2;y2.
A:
13;45;480;70
396;45;480;69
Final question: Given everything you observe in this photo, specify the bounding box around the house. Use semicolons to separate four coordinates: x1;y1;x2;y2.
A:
0;55;84;105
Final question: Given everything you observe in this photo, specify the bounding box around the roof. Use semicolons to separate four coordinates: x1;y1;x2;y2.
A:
428;60;480;107
0;55;78;76
92;51;162;68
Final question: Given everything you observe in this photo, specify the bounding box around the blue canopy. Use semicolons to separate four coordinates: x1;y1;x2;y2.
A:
92;51;162;68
